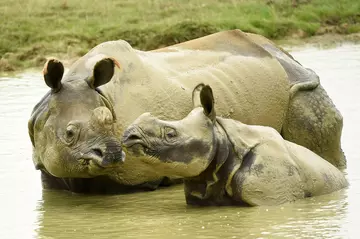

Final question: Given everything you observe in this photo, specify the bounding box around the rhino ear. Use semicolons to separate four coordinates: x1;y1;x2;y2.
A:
43;58;64;92
86;58;120;89
192;83;205;108
200;84;216;121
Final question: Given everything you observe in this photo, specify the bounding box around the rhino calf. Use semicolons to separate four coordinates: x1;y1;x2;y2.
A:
122;84;348;206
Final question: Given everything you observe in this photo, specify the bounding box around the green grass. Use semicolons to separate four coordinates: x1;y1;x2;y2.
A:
0;0;359;72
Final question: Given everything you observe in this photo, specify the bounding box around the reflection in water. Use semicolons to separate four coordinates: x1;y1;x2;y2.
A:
0;45;359;239
0;74;45;239
290;44;360;239
36;187;349;239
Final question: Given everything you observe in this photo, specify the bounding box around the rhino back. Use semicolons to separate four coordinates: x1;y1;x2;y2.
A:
285;141;348;196
231;138;346;206
246;32;320;89
103;30;291;136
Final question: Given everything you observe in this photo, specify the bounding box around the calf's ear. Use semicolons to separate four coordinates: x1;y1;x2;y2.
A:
192;83;205;108
86;57;121;89
192;83;216;121
200;85;216;121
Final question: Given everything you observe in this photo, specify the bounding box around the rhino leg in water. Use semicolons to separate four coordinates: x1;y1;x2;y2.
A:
283;83;345;168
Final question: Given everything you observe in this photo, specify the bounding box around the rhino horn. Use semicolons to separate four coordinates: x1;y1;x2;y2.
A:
90;106;114;131
43;58;64;92
86;57;121;89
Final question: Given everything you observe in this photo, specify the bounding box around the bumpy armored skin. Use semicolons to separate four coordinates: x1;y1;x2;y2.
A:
28;29;345;193
122;84;348;206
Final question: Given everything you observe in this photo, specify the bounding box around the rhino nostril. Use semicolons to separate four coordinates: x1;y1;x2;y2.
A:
92;148;103;158
127;134;142;141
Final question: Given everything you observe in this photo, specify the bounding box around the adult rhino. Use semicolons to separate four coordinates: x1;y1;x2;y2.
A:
122;84;348;206
28;29;345;194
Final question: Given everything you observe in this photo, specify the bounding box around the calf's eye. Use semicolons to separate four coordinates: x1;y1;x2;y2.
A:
164;126;177;141
66;129;74;138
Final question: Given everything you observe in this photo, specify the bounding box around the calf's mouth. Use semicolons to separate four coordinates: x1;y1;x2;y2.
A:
123;126;144;146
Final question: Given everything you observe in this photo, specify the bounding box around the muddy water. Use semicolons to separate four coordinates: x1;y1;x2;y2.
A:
0;44;359;239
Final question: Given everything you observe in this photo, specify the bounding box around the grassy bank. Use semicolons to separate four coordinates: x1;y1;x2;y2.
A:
1;0;359;72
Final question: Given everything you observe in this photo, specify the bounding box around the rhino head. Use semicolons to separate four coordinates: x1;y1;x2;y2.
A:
28;58;125;178
122;84;219;178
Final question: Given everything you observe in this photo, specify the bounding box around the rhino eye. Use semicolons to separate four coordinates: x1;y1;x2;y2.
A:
64;125;79;145
164;126;177;141
66;129;74;137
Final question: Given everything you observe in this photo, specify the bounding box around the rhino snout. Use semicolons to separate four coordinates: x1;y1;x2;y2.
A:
122;126;145;148
83;141;125;169
103;141;126;165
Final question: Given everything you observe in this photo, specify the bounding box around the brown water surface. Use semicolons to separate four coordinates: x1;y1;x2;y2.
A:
0;45;359;239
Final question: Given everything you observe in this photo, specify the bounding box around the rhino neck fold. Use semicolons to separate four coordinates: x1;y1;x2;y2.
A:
184;124;238;205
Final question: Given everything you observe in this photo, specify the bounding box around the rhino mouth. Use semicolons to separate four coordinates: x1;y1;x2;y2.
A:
79;148;126;170
122;126;149;149
122;137;147;149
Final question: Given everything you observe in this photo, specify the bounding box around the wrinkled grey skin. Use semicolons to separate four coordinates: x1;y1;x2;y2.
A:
28;30;345;194
122;84;348;206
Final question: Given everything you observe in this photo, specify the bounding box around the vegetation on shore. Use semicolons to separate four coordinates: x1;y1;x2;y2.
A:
1;0;359;72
